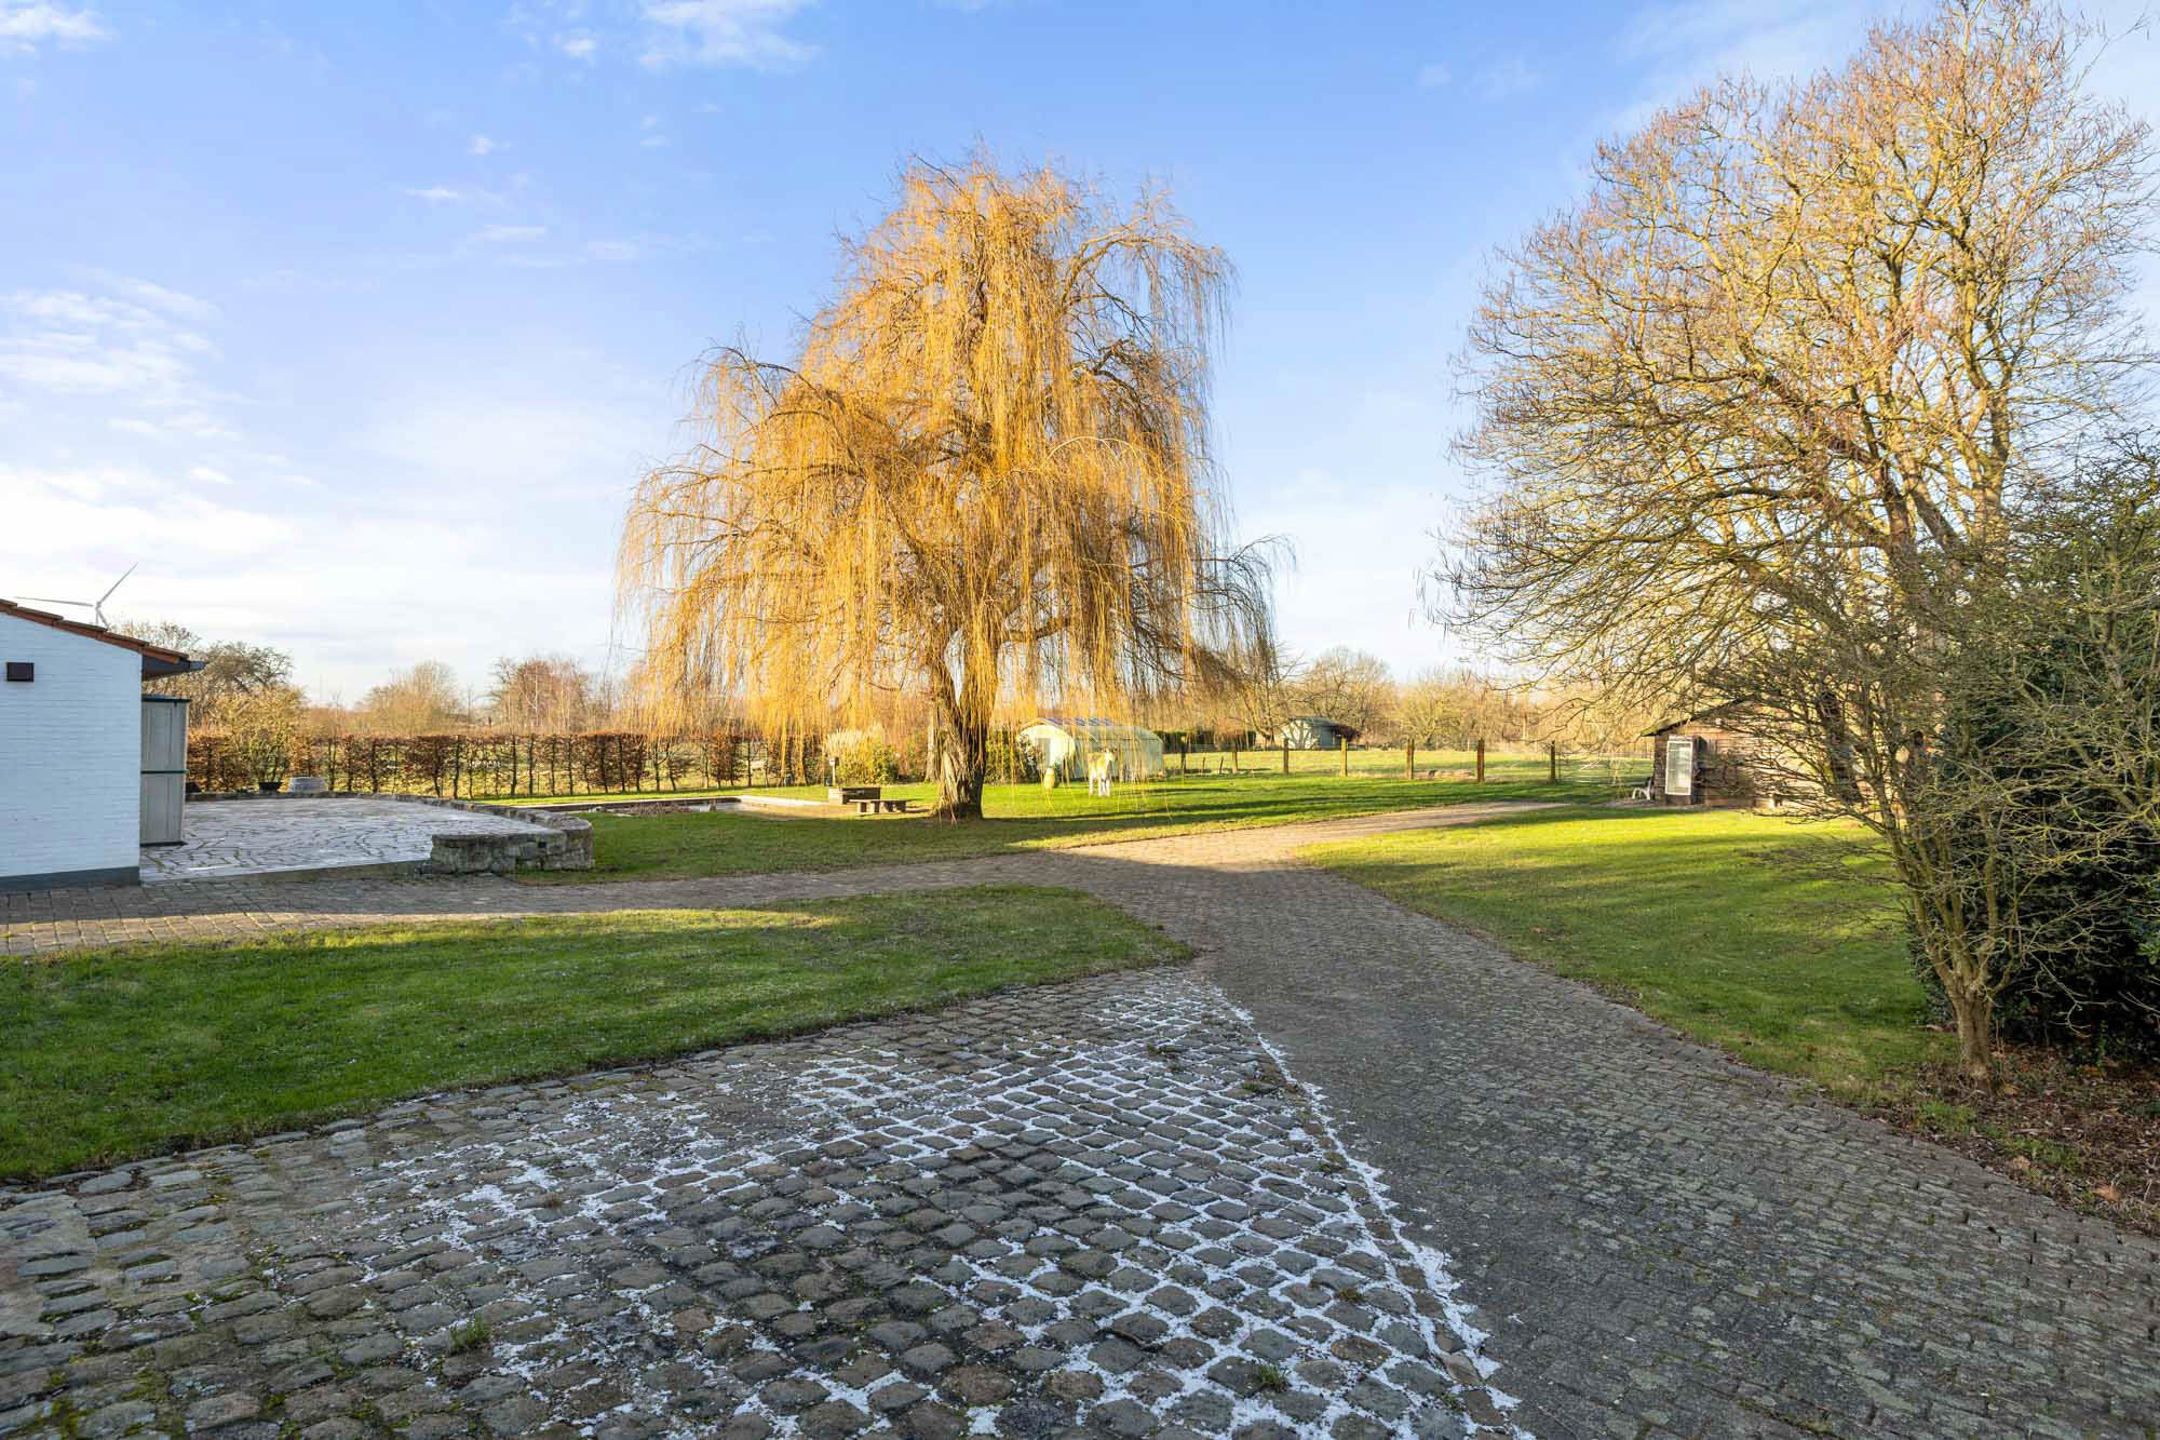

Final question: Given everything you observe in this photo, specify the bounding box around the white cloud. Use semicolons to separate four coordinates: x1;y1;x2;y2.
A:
0;463;297;563
1415;62;1451;90
556;30;597;59
1472;56;1539;101
82;272;218;323
1242;467;1452;677
471;223;547;244
639;0;813;69
467;133;499;156
0;460;618;696
0;1;107;56
0;284;217;402
404;184;467;203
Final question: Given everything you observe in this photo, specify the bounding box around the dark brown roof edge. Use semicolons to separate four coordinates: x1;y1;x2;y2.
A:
0;598;200;678
1643;699;1750;737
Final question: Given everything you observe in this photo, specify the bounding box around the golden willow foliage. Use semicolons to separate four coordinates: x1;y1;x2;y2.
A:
620;158;1271;817
1446;0;2153;1081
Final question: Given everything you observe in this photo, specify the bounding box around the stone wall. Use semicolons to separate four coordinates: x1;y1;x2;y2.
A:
418;814;594;875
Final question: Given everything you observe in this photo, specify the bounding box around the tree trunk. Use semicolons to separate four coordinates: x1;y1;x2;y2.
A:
1945;981;1997;1089
932;707;988;820
927;651;991;820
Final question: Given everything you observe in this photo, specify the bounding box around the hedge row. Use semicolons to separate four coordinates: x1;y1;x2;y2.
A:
186;731;827;799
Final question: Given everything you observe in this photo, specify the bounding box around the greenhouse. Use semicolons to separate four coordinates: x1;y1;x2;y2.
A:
1016;717;1167;783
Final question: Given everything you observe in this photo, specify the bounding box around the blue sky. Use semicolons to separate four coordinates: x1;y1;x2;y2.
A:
5;0;2157;700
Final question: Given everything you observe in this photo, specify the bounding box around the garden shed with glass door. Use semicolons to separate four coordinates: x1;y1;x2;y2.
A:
0;600;198;891
1017;717;1166;783
1645;705;1770;807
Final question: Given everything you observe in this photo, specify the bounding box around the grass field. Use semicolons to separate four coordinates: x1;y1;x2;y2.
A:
1307;805;2160;1226
0;886;1181;1180
480;747;1639;806
550;762;1628;881
1308;806;1936;1095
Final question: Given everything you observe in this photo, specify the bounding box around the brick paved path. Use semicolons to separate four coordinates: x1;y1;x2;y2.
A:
5;804;2158;1438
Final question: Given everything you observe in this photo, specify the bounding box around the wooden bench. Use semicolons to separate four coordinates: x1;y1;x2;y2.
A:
829;785;913;816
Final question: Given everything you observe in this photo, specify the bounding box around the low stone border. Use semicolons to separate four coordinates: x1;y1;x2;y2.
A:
184;790;594;875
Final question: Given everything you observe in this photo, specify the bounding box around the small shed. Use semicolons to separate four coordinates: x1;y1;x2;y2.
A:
1;600;198;891
1277;715;1354;750
1645;705;1764;807
1017;717;1166;783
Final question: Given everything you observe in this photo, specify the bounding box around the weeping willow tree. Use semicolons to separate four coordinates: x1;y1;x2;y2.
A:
619;157;1272;818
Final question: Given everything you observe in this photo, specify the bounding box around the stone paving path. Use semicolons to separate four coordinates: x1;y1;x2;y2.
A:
5;804;2158;1438
1;973;1506;1440
138;800;557;885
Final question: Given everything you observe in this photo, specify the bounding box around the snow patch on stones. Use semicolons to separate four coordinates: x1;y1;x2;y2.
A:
330;969;1524;1437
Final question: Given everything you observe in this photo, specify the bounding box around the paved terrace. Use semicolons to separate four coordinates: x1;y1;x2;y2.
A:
4;805;2156;1438
138;799;560;885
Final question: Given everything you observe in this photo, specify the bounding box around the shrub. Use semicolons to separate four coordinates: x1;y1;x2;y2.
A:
827;729;902;786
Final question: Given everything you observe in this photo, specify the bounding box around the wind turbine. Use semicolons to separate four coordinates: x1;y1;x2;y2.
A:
16;563;139;628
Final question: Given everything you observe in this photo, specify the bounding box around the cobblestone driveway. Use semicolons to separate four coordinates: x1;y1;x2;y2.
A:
5;804;2157;1438
0;972;1507;1440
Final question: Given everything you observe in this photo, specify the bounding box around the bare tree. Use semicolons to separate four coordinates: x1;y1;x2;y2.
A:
129;621;296;730
358;661;468;734
1446;0;2153;1081
1293;647;1395;740
1216;646;1302;746
620;156;1273;817
1394;668;1547;748
488;655;601;733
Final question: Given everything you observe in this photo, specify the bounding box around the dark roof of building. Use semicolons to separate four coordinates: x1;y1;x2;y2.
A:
0;599;201;678
1643;699;1751;737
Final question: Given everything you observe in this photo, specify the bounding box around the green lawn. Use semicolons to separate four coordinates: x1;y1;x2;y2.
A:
0;886;1182;1180
1308;806;1941;1096
478;747;1635;805
554;766;1624;881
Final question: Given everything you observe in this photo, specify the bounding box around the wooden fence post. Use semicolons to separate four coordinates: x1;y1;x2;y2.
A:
1475;737;1486;784
1549;740;1558;783
1339;735;1348;777
1405;738;1414;781
1281;739;1289;774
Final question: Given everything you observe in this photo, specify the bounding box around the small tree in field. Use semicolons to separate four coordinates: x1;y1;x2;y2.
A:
620;157;1271;817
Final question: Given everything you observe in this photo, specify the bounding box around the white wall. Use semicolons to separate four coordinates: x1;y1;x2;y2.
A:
0;614;141;887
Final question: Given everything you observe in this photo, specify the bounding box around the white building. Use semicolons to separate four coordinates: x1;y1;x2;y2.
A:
1017;717;1166;783
1;601;197;892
